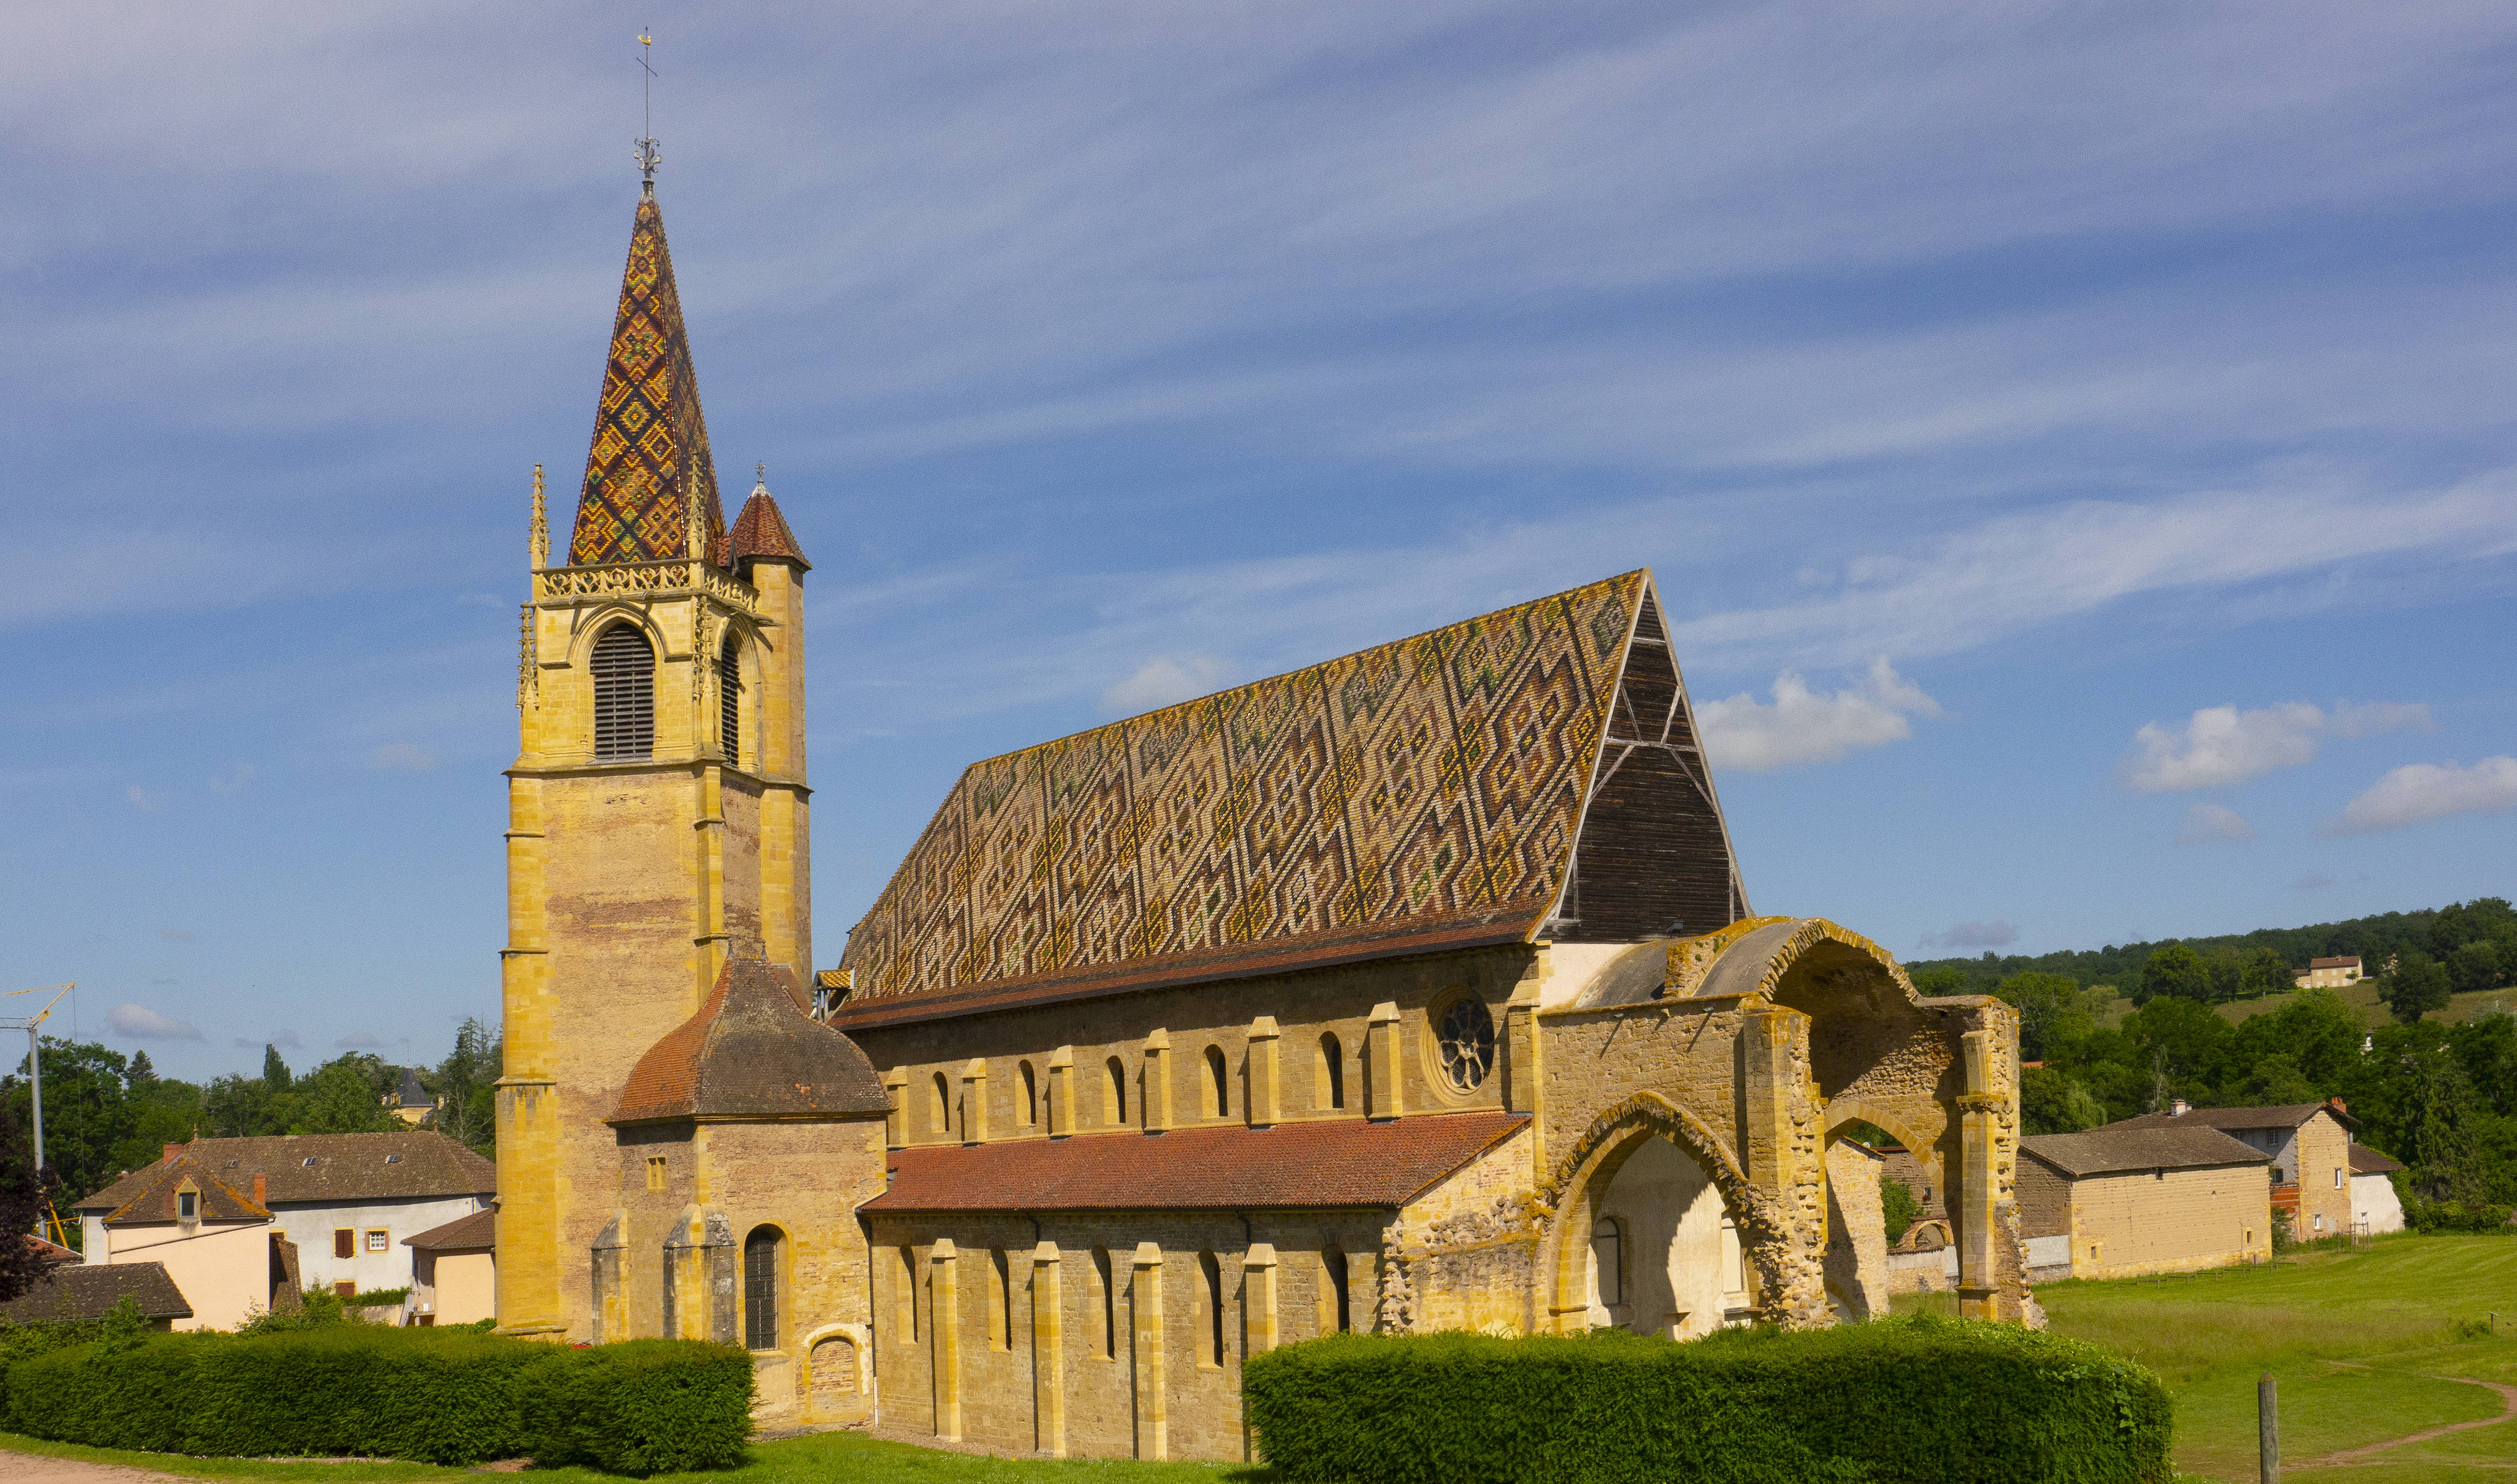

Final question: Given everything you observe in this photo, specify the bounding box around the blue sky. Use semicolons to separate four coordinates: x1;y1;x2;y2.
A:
5;2;2513;1081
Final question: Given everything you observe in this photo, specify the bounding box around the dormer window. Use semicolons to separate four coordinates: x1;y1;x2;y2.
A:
178;1191;197;1220
303;1157;317;1167
385;1154;402;1164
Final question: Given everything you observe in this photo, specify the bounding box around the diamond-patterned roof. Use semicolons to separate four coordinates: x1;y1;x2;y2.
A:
833;571;1749;1028
568;189;726;567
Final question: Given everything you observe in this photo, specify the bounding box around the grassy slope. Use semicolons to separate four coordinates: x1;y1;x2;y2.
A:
2009;1235;2515;1482
2089;981;2514;1032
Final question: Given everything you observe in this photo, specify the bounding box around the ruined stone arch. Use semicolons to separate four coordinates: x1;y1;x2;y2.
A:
1822;1096;1943;1190
1534;1090;1794;1332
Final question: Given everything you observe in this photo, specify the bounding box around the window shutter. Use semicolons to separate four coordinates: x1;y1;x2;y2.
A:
334;1229;354;1259
718;643;741;765
592;625;656;760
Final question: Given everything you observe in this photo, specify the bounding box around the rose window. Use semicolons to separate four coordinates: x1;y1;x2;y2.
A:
1437;997;1497;1092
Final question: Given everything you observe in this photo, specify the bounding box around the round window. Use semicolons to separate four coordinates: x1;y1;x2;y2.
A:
1434;995;1497;1093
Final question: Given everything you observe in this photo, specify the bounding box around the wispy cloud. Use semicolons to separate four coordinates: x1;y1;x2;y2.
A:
209;762;255;795
1101;655;1233;717
2321;757;2517;836
156;927;197;943
2119;699;2433;794
125;785;161;812
2175;803;2256;845
109;1005;202;1042
1696;658;1940;772
367;743;436;772
335;1031;384;1049
1921;920;2019;952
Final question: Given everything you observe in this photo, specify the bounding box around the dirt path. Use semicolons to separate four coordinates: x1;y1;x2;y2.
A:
0;1451;188;1484
2298;1377;2517;1468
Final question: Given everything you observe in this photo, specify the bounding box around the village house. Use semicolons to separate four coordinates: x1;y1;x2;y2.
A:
2015;1126;2272;1280
77;1131;492;1314
2102;1100;2357;1239
2293;956;2363;990
68;1151;291;1331
2346;1143;2407;1234
0;1255;194;1332
491;171;2032;1460
404;1209;497;1325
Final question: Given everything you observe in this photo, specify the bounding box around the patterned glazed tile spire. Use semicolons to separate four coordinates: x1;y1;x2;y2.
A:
568;190;726;567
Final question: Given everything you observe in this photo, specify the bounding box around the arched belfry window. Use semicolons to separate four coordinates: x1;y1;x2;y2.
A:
743;1225;781;1350
718;637;742;766
591;624;655;761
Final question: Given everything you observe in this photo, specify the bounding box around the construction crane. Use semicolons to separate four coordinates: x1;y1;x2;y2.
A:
2;984;75;1246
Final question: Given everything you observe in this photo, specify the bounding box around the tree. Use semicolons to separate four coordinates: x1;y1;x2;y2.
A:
128;1051;154;1084
0;1113;59;1302
2019;1067;2107;1134
295;1062;400;1135
2446;940;2503;997
2124;994;2232;1093
2238;946;2292;1000
1880;1177;1922;1245
434;1018;501;1157
1909;966;1970;996
1993;972;2093;1061
2138;944;2206;1005
262;1045;293;1091
2408;1050;2486;1204
2379;950;2453;1024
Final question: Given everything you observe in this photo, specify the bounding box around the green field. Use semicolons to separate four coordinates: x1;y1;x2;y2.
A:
1905;1233;2517;1481
2091;979;2516;1031
4;1236;2508;1483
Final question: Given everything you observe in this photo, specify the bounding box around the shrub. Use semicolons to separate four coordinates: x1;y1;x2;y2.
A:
2405;1199;2515;1234
518;1339;754;1474
3;1326;752;1472
1242;1317;2171;1484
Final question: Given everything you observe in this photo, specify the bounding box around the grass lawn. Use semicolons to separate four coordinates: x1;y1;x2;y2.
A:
0;1430;1269;1484
1902;1232;2517;1482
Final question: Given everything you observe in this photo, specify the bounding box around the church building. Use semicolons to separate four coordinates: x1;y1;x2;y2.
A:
495;172;2033;1458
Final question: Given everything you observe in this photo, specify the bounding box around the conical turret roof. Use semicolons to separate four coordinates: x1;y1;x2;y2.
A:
568;190;726;567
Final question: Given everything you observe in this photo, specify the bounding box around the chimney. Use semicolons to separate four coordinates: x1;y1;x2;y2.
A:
252;1173;267;1206
2170;1099;2190;1117
162;1143;180;1163
2328;1096;2348;1114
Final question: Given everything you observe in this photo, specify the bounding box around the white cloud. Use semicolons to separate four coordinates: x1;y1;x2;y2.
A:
2118;699;2432;793
271;1029;301;1050
2320;756;2517;836
2175;802;2256;844
1921;921;2019;951
209;762;254;795
1696;658;1940;772
108;1004;202;1042
367;743;436;772
335;1030;384;1049
124;785;161;811
1101;656;1232;717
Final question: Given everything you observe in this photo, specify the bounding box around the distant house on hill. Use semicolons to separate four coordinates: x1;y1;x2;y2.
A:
2102;1099;2356;1238
75;1132;493;1309
385;1068;439;1126
2293;956;2363;990
0;1261;195;1330
2017;1125;2272;1280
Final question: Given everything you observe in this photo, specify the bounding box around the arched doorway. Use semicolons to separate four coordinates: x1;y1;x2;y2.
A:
1581;1136;1743;1339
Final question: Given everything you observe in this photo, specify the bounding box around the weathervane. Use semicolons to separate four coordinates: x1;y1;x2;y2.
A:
755;461;767;488
634;28;661;191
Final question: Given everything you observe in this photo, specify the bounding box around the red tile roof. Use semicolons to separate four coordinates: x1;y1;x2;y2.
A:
404;1208;495;1251
2347;1142;2403;1176
726;483;809;571
2308;956;2361;969
75;1131;494;1213
864;1111;1527;1213
96;1153;270;1227
613;956;890;1124
2021;1126;2270;1177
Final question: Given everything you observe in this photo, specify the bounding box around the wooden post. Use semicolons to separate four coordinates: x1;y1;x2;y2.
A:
2258;1372;2278;1484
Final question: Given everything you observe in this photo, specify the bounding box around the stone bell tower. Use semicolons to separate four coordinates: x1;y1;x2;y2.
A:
495;175;815;1340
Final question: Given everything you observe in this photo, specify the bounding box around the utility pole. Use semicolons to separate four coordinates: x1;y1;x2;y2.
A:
1;984;75;1236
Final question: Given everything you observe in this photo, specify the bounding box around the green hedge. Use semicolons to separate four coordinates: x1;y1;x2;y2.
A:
3;1328;752;1472
1242;1317;2170;1484
518;1339;756;1474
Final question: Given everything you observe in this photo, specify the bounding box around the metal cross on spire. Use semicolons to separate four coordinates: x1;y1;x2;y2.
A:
635;28;661;191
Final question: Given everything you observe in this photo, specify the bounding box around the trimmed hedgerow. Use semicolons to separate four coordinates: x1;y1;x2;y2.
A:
3;1327;752;1472
1242;1317;2171;1484
518;1339;755;1474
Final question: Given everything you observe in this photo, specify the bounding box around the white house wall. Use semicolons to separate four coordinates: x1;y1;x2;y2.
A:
276;1196;491;1294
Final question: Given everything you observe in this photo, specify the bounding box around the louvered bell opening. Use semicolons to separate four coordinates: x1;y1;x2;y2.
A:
592;625;656;761
718;644;741;766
